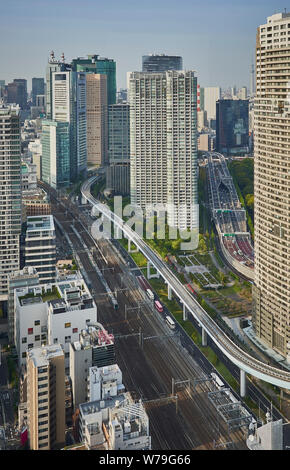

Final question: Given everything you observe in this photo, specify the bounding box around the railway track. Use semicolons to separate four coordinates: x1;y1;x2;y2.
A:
50;198;248;450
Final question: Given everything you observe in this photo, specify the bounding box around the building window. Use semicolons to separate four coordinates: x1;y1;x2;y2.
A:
53;338;58;344
22;337;27;344
28;328;33;335
35;335;40;341
72;328;78;334
34;320;40;326
65;336;71;343
64;322;71;328
22;352;26;358
28;343;33;349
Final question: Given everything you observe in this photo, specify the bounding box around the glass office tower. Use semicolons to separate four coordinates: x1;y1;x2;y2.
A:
41;120;70;189
216;99;249;155
71;55;116;105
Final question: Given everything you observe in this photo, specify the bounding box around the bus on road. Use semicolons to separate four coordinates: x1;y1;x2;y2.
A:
154;300;163;313
165;315;175;330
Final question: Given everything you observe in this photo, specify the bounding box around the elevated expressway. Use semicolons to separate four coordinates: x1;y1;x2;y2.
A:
81;176;290;395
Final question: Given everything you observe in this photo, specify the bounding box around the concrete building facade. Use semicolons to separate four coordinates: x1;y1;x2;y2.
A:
129;70;198;231
25;215;56;284
26;344;65;450
253;12;290;360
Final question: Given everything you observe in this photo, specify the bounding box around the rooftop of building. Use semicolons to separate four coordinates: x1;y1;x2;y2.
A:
79;392;131;418
16;274;95;311
72;325;114;350
0;103;20;115
26;214;54;231
27;343;64;368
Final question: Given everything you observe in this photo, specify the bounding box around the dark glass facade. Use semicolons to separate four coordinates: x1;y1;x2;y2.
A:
32;78;45;106
216;99;249;155
142;54;183;72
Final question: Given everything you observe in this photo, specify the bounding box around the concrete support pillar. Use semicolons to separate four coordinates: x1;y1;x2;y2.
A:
183;303;188;321
128;239;138;253
81;196;87;205
240;369;246;398
168;285;172;300
147;261;159;279
202;328;207;347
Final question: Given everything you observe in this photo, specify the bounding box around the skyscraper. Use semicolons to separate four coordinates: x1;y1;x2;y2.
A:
106;103;130;195
45;51;69;119
71;55;116;105
51;69;87;179
253;12;290;359
7;79;28;109
129;70;198;231
86;73;108;167
41;120;70;188
0;105;22;300
142;54;183;72
26;344;65;450
32;78;45;106
216;99;249;155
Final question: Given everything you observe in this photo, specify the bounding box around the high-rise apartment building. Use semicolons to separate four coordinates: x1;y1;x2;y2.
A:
86;74;108;167
216;99;249;155
32;78;45;106
26;343;65;450
0;105;22;300
142;54;183;72
129;71;198;231
253;12;290;359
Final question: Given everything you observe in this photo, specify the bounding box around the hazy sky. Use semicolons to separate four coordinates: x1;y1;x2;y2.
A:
0;0;285;91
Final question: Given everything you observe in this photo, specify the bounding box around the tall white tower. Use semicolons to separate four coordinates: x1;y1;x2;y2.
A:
129;70;198;231
253;12;290;359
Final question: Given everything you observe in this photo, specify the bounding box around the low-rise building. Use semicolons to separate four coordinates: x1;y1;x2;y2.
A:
25;215;56;284
70;325;115;409
14;273;97;374
78;365;151;450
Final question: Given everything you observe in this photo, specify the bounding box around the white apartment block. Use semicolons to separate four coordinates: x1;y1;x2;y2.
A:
204;86;221;122
0;105;22;300
253;12;290;359
129;70;198;231
25;215;56;284
14;273;97;372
